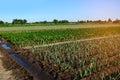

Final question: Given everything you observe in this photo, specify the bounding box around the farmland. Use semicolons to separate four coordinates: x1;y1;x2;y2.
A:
1;0;120;79
0;23;119;32
29;36;120;80
1;26;120;47
0;25;120;80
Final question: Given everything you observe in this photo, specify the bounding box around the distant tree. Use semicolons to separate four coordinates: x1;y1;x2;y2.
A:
86;20;93;23
0;20;4;24
53;19;58;24
12;19;18;24
93;20;103;23
59;20;69;23
113;19;120;23
43;20;47;24
78;20;86;23
12;19;27;24
22;19;27;24
108;18;112;23
87;20;90;23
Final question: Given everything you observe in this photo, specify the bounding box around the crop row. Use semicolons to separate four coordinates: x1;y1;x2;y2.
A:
1;27;120;47
26;36;120;80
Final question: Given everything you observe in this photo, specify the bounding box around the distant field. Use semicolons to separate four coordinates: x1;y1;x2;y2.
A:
0;23;120;31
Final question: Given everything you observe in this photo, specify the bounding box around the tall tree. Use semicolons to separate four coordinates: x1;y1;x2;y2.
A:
0;20;4;24
12;19;27;24
108;18;112;23
53;19;58;24
59;20;69;23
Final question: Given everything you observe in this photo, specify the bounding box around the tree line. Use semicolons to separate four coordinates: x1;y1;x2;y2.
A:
32;19;69;24
0;18;120;25
0;19;27;25
77;18;120;24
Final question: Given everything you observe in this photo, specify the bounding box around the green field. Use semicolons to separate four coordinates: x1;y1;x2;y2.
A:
1;27;120;47
0;25;120;80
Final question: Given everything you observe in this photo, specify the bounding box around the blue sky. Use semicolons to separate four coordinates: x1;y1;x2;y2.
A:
0;0;120;22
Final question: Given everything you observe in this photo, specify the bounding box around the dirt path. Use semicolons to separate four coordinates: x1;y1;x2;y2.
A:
23;34;120;49
0;54;15;80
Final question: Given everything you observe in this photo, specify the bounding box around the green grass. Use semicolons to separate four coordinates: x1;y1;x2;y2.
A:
1;27;120;47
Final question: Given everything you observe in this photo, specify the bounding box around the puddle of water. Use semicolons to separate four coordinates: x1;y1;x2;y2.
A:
9;53;29;69
0;40;2;43
1;44;11;50
9;54;43;79
9;53;39;78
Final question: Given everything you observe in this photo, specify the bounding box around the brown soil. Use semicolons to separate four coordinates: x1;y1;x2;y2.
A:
0;54;16;80
0;36;53;80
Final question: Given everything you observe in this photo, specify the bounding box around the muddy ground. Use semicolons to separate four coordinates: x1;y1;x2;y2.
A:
0;54;16;80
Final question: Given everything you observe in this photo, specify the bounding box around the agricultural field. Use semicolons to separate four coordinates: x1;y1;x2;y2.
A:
29;36;120;80
1;27;120;47
0;25;120;80
1;0;120;79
